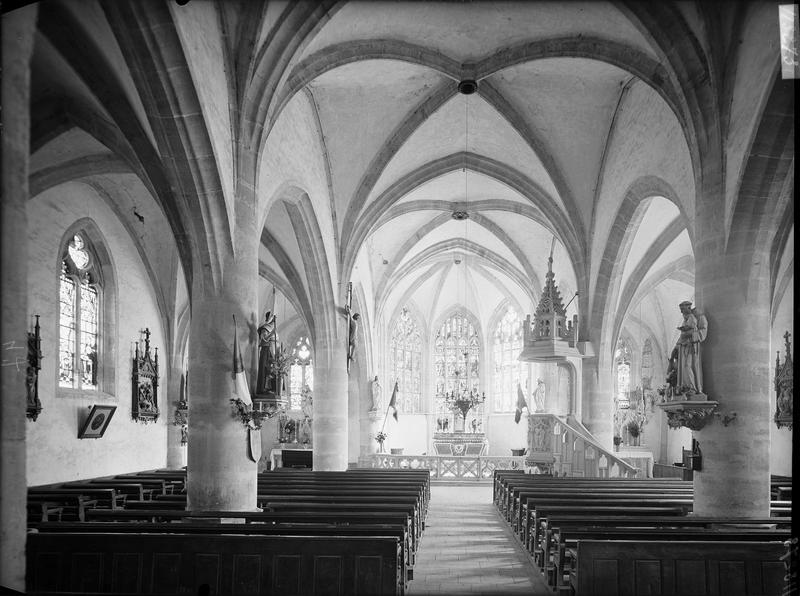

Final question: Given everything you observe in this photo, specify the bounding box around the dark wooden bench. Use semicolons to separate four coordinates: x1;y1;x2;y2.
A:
515;489;693;540
35;520;414;586
80;508;418;569
28;487;122;508
528;505;688;557
537;515;788;580
552;527;790;592
27;531;403;595
571;539;785;596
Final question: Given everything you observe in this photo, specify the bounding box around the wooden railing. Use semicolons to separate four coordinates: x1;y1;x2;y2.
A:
550;415;639;478
370;454;526;480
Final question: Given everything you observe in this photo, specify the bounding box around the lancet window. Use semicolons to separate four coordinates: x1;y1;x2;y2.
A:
434;312;482;427
390;308;422;413
59;232;101;390
615;340;632;408
289;336;313;410
492;305;524;412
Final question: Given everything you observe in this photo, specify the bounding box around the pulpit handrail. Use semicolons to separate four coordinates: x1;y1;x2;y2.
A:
556;414;638;476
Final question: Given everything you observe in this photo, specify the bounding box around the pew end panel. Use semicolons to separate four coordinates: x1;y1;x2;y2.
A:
27;532;403;596
572;539;785;596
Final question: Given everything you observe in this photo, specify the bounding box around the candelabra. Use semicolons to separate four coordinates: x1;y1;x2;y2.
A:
440;352;485;422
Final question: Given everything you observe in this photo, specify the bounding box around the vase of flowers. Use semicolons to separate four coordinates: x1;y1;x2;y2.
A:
375;431;387;453
626;421;641;446
613;435;622;452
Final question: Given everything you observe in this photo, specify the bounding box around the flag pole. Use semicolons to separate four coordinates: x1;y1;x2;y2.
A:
380;406;391;435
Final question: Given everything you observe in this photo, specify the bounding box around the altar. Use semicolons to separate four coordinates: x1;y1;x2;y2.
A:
433;432;488;456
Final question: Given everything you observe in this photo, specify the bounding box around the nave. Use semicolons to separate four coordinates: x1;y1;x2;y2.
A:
408;484;550;595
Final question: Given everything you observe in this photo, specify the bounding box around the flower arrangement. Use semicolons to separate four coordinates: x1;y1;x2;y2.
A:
230;398;268;430
613;435;623;446
626;421;641;438
273;346;293;378
375;431;388;444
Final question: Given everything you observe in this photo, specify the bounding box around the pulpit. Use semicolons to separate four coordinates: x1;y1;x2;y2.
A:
433;432;488;455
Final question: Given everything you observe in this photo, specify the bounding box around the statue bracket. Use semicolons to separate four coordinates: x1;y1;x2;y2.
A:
657;398;718;431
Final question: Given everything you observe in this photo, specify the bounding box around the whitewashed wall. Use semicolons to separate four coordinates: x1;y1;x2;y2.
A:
26;182;168;485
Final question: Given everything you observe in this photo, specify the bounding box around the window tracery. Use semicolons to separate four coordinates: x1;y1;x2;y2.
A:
289;336;313;411
59;233;100;390
390;308;422;413
434;312;482;427
492;305;524;412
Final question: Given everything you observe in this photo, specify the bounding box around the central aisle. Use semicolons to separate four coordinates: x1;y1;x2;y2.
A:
408;483;552;595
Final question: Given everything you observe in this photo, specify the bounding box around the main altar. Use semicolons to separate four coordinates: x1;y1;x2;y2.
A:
433;431;488;455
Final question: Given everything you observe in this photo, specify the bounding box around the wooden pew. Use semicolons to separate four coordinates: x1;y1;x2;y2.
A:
35;520;414;586
537;514;789;584
571;540;785;596
528;505;687;559
510;487;692;537
80;508;418;571
261;501;423;552
518;492;693;546
27;531;404;595
551;527;790;592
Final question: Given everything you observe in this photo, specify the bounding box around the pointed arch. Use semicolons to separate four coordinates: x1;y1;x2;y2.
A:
56;219;118;396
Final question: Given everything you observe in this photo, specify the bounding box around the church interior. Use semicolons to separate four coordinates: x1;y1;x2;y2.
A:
1;1;794;594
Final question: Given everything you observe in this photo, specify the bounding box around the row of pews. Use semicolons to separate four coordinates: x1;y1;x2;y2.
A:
27;468;430;595
494;470;792;596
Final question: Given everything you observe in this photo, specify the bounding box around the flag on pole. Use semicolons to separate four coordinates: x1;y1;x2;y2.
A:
514;383;528;424
388;381;399;421
267;286;276;317
232;315;252;406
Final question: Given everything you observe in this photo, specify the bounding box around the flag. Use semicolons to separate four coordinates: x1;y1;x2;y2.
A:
388;381;399;421
514;383;528;424
232;315;252;406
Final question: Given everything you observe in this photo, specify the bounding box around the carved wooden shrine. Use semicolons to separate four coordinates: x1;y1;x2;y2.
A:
132;328;159;423
774;331;793;430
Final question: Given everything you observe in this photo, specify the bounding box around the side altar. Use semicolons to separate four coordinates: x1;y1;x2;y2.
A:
433;431;487;455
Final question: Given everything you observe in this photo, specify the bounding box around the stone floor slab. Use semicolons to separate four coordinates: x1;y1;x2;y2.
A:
407;484;552;595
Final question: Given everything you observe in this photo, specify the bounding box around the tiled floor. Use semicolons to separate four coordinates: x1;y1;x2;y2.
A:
408;483;552;595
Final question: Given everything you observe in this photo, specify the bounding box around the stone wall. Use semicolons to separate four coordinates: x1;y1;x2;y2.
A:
26;182;168;486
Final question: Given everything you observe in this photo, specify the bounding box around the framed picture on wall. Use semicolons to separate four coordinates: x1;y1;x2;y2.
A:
78;404;117;439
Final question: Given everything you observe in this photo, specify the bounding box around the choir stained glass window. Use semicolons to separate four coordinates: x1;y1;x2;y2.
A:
390;308;422;414
492;305;524;412
641;338;653;390
615;340;632;408
289;336;313;410
59;233;100;390
434;312;483;430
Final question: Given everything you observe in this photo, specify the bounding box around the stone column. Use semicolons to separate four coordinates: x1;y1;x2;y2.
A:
186;201;259;510
581;354;614;448
165;366;185;468
691;256;772;517
313;331;349;471
1;6;37;590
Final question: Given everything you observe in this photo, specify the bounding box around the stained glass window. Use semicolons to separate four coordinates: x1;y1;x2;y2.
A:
434;312;482;430
641;338;653;390
59;233;100;390
615;340;632;408
492;305;524;412
289;336;313;410
390;308;422;414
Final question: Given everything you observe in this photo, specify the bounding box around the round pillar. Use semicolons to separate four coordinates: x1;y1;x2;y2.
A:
581;355;614;449
692;261;772;517
186;195;259;510
1;6;37;590
313;334;349;470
